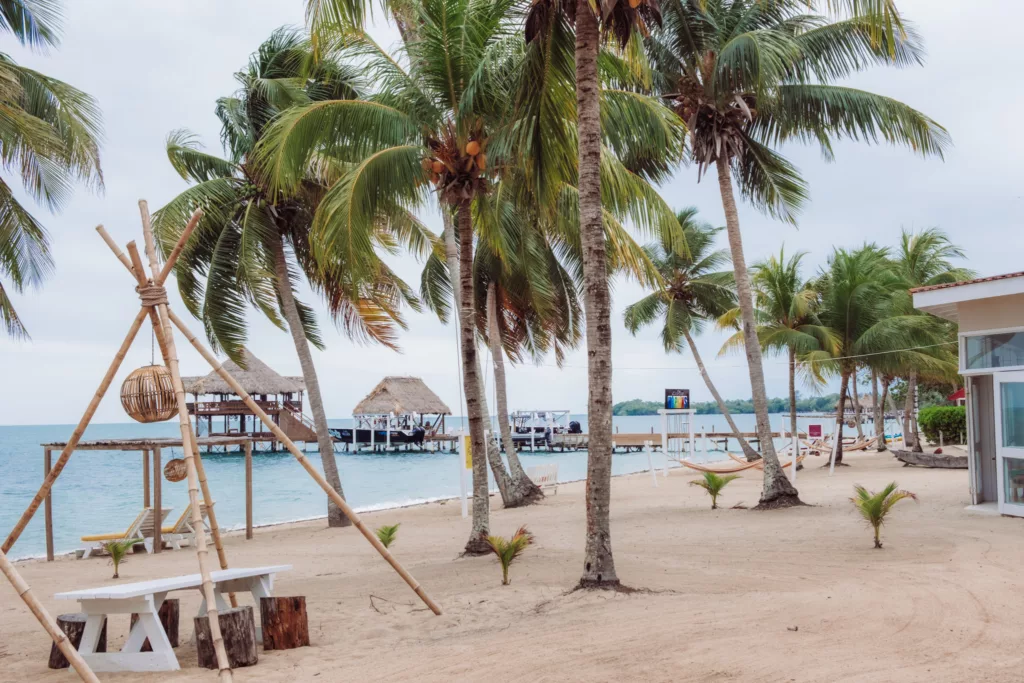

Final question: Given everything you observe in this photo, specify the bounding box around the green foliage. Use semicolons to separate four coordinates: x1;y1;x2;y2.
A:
102;539;143;579
689;472;740;510
375;523;400;548
154;28;420;363
918;406;966;445
850;482;917;549
0;1;103;339
613;394;840;416
485;525;533;585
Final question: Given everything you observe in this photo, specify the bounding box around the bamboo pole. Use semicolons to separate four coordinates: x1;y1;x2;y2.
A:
245;441;253;540
136;212;232;681
44;449;53;562
169;308;443;616
138;200;237;608
152;303;233;680
142;448;151;508
0;549;100;682
3;306;150;553
96;226;171;362
153;447;162;554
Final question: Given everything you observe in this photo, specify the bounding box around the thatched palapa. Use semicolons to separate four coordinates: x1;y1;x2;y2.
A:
354;377;451;416
183;349;301;396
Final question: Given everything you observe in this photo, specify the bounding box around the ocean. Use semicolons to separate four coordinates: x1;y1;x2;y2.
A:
0;413;831;560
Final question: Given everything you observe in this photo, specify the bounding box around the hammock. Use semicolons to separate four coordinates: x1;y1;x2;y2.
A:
843;435;879;452
728;452;806;469
678;457;762;474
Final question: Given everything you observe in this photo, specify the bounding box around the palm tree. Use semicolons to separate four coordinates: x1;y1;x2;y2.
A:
732;248;836;454
648;0;949;505
273;0;681;553
154;29;422;527
0;0;102;338
850;482;916;549
888;228;972;451
624;208;762;461
813;244;949;464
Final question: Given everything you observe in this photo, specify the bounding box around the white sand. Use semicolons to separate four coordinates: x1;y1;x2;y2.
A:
2;449;1022;682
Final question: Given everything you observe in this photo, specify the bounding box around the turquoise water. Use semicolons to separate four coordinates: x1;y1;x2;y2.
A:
0;413;828;560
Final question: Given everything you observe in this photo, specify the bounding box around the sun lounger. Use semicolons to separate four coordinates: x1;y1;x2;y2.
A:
527;464;559;494
79;507;171;559
151;500;212;552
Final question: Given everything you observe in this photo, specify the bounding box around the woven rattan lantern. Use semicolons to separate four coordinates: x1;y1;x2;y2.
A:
121;364;176;423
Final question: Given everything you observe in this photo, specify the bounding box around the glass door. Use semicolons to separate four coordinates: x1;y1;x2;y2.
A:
995;371;1024;515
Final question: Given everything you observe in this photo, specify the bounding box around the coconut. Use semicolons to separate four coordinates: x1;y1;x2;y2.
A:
431;160;445;174
421;158;433;172
476;153;487;171
465;140;481;156
628;0;641;7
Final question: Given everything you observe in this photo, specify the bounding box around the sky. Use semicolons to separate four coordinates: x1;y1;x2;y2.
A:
1;0;1021;426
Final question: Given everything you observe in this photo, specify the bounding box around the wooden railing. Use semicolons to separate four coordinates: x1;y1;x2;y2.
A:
188;399;282;415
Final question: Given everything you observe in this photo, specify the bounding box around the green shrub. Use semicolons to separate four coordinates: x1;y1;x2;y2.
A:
918;406;966;444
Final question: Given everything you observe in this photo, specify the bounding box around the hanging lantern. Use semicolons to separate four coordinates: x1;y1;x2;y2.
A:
121;365;176;423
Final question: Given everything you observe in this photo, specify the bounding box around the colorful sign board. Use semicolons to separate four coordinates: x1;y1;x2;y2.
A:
665;389;690;410
808;424;823;438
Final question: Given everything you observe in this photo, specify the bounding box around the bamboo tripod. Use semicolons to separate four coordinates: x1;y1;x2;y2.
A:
1;200;441;682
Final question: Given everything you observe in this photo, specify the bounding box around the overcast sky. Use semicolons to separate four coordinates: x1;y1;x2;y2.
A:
1;0;1020;426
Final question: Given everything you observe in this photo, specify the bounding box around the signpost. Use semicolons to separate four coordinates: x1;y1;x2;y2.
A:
664;389;690;410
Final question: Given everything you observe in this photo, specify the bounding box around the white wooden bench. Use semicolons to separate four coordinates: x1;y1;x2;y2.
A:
54;564;291;672
527;463;559;494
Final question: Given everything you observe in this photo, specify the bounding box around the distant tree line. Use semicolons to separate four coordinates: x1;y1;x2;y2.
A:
613;395;841;416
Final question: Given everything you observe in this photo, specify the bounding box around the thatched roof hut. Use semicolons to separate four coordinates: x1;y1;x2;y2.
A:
353;377;451;416
183;349;302;396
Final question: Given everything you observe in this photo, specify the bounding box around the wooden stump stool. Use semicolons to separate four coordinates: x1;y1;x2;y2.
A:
260;596;310;651
194;606;258;669
130;598;179;652
49;613;106;669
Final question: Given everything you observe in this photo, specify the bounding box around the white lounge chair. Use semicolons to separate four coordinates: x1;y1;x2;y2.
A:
527;464;559;494
151;500;212;552
80;507;171;559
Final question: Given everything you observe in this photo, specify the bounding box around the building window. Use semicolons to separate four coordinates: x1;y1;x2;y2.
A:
965;331;1024;371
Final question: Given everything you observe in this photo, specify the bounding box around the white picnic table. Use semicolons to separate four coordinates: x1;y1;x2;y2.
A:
54;564;291;673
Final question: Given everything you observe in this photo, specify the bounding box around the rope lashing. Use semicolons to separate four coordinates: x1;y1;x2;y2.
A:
137;284;169;307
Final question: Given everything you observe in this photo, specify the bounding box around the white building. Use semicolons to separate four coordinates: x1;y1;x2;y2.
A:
913;272;1024;515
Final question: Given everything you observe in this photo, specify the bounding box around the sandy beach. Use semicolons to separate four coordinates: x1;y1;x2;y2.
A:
2;449;1021;683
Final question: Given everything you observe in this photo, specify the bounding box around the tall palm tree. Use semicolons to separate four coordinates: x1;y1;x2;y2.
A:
154;29;422;528
0;0;102;338
813;244;949;464
648;0;949;505
276;0;681;553
888;228;972;451
734;248;836;453
624;207;763;461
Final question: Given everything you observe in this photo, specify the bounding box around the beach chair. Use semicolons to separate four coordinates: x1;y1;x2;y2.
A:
527;464;559;494
79;507;171;559
152;499;213;552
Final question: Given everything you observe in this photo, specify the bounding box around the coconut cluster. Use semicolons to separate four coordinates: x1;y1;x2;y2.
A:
422;131;490;201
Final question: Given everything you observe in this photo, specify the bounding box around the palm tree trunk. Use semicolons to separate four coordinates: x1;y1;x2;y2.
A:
714;156;800;508
576;0;618;588
273;236;348;527
902;378;914;450
682;330;759;461
880;376;892;450
872;368;886;452
909;370;922;452
487;284;544;505
456;200;491;554
788;347;798;454
834;371;849;465
851;366;865;440
444;211;517;508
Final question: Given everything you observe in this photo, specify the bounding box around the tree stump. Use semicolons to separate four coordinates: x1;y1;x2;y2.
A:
49;614;106;669
260;596;310;651
130;598;179;651
194;606;258;670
